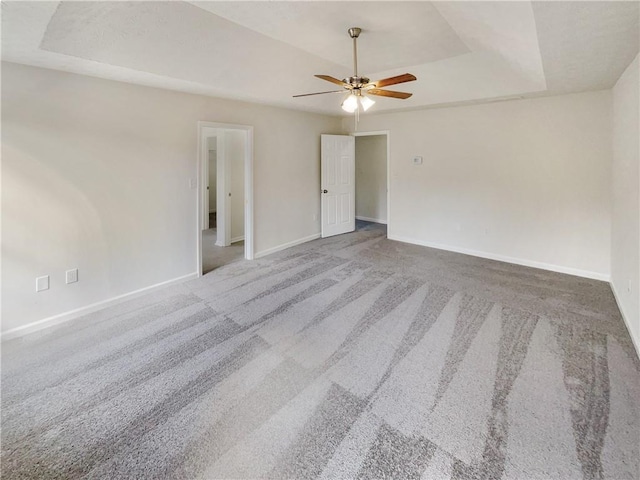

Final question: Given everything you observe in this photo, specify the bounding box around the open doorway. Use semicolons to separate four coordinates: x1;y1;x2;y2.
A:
198;122;254;276
353;131;389;234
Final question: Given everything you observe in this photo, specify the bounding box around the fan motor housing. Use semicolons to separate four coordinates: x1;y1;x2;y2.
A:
343;76;370;87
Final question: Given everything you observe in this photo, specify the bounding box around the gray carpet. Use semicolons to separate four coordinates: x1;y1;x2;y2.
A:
2;221;639;479
202;228;244;274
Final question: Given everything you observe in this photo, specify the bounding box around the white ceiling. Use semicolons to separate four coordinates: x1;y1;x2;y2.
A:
2;1;638;116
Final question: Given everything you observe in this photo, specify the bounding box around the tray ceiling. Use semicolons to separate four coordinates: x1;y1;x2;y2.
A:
2;1;638;115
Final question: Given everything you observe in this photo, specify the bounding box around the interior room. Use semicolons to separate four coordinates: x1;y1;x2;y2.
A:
1;2;639;479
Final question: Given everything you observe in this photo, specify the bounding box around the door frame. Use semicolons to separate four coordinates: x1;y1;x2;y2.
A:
351;130;390;234
197;121;254;277
214;133;231;248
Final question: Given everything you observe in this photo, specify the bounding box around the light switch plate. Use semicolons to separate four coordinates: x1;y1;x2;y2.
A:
66;268;78;284
36;275;50;292
413;156;423;165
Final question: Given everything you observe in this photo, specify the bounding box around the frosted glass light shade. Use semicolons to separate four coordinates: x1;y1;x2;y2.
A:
359;95;375;111
341;94;358;113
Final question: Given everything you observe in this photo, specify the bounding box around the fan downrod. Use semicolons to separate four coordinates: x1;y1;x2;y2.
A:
348;27;362;77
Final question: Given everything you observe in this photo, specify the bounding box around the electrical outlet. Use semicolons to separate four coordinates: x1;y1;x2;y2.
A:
36;275;49;292
66;268;79;284
412;156;423;165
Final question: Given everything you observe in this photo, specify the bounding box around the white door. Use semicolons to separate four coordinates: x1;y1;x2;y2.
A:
321;134;355;238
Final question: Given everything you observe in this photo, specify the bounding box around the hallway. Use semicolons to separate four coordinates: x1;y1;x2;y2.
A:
202;227;244;275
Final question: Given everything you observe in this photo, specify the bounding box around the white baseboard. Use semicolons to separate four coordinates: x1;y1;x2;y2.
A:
356;216;387;225
1;272;198;341
610;281;640;359
255;233;321;259
388;235;610;282
215;236;244;247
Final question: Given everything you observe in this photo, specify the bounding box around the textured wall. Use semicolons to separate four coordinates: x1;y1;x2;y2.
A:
1;62;341;333
612;54;640;352
345;90;613;279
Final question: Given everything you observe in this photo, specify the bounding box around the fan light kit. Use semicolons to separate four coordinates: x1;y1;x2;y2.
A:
294;27;417;119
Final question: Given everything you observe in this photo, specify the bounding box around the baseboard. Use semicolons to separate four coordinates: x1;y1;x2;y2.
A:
610;282;640;359
255;233;321;259
215;236;244;247
388;235;610;282
0;272;198;341
356;216;387;225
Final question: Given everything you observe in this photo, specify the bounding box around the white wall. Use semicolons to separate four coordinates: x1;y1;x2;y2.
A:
612;54;640;352
1;62;341;335
355;135;387;223
227;130;245;241
208;149;217;213
345;90;612;279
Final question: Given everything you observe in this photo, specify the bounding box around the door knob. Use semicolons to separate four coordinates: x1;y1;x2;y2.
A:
323;189;328;193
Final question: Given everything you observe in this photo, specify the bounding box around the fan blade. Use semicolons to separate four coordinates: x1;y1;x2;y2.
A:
367;73;416;89
293;90;344;98
367;89;412;99
315;74;348;86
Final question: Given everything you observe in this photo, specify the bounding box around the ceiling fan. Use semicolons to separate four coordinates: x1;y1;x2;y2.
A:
293;27;417;113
